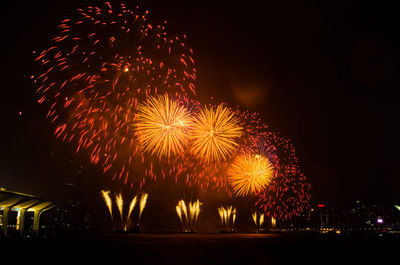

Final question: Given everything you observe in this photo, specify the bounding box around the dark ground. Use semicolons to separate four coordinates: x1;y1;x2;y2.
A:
2;233;399;264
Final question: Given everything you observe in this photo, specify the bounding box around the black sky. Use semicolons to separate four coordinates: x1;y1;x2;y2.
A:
0;0;399;207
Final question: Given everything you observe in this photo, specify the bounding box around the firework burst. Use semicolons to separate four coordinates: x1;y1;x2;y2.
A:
190;104;242;162
135;94;192;159
228;153;275;197
34;2;197;186
236;111;311;220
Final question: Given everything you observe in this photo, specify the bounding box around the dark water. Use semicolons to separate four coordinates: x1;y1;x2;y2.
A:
2;233;399;264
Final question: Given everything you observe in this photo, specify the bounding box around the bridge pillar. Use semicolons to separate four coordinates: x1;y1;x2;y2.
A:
2;206;10;237
18;208;27;236
33;210;42;236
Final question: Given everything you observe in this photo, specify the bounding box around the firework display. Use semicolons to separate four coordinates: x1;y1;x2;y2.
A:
34;2;197;187
36;1;311;225
101;190;148;231
252;211;265;232
218;205;237;232
176;199;201;232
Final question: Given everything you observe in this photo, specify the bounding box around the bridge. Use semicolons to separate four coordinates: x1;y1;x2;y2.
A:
0;187;56;236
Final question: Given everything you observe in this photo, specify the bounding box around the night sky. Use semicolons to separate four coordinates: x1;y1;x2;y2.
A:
0;0;399;208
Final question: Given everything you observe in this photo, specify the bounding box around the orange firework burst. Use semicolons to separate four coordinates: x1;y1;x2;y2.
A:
228;153;275;196
135;94;192;159
190;104;242;162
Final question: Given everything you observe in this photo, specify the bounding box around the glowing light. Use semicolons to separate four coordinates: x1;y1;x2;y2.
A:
125;195;137;229
136;94;192;159
139;193;148;220
228;153;275;196
115;193;124;222
189;200;201;226
218;205;237;231
259;214;264;227
271;217;276;229
190;104;242;162
176;199;201;232
252;212;257;226
252;211;264;232
101;190;113;220
35;2;197;187
176;205;183;225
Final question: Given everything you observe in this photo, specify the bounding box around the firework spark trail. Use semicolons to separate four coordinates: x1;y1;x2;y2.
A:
176;205;183;226
139;193;148;220
218;205;236;230
223;209;228;226
101;190;113;220
34;2;197;187
136;94;192;159
189;201;196;226
179;200;188;222
115;193;124;222
176;200;187;229
125;195;137;229
176;199;201;231
218;208;224;226
252;212;258;226
193;200;201;225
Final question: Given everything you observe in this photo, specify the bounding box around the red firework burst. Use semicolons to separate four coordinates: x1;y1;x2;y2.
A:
33;2;197;187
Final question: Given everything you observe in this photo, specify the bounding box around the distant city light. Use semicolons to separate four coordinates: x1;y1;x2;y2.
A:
377;218;383;224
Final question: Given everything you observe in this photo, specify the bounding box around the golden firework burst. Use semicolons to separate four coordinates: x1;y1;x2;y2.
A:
135;94;192;159
228;153;275;196
190;104;242;162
